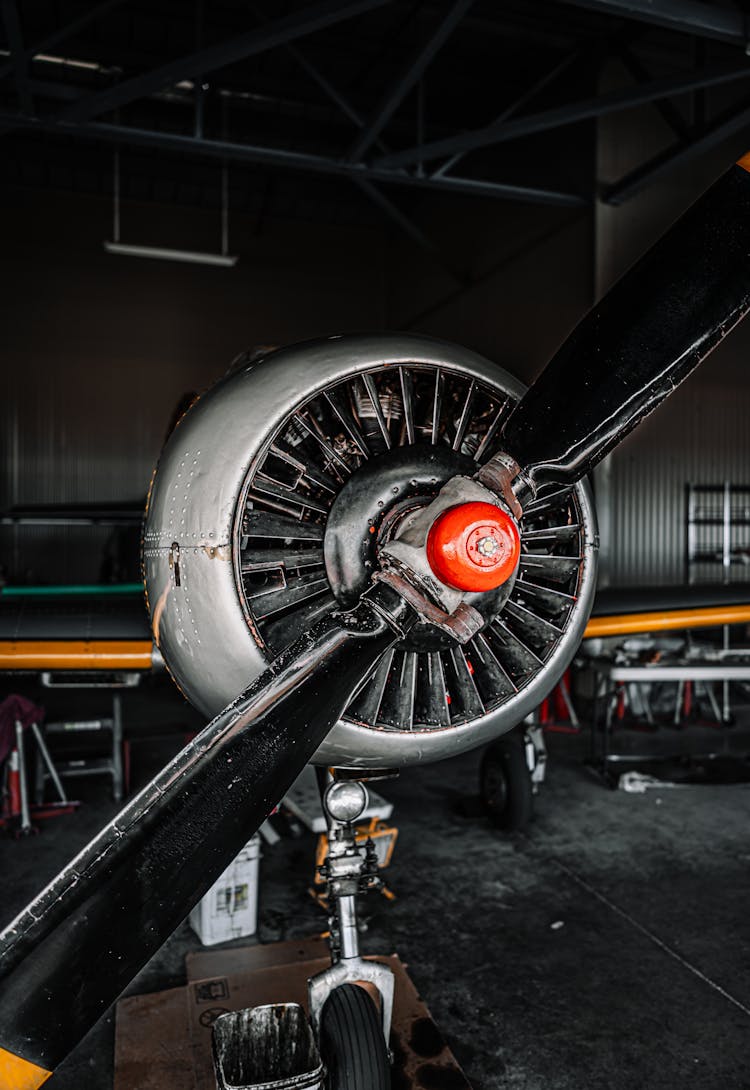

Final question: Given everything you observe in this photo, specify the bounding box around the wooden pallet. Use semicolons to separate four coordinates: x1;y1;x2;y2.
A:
114;936;471;1089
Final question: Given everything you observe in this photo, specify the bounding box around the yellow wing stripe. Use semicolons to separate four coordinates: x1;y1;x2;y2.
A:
584;603;750;638
0;639;154;670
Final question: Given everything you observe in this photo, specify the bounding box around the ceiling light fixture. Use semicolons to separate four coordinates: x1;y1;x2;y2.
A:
104;149;238;268
103;241;238;267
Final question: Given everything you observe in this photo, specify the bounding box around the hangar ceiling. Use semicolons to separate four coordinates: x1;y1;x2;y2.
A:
2;0;750;232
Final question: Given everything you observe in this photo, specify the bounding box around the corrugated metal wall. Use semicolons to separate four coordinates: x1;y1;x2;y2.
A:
606;334;750;586
596;62;750;588
0;189;387;585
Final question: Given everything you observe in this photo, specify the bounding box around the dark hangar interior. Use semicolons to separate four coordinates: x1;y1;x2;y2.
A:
1;3;750;1089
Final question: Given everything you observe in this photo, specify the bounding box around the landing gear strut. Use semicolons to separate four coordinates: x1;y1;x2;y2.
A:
480;719;546;832
309;773;393;1089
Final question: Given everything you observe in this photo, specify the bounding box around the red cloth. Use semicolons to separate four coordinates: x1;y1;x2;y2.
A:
0;694;44;767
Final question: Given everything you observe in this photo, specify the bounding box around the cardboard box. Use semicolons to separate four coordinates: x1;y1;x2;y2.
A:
189;834;261;946
115;941;472;1090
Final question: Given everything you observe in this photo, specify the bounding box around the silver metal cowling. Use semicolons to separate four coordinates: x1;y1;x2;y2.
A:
143;333;597;768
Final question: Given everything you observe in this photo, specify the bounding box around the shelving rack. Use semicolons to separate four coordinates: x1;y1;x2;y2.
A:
685;482;750;720
685;483;750;585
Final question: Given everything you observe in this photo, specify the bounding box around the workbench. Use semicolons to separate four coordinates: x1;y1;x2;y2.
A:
590;658;750;773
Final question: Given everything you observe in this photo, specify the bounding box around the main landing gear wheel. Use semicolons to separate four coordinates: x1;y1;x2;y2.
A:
480;727;534;831
320;983;391;1090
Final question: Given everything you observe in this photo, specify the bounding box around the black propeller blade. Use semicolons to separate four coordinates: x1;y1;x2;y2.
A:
0;585;411;1086
501;157;750;495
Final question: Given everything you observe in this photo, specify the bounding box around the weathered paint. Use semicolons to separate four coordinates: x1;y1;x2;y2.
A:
0;1047;51;1090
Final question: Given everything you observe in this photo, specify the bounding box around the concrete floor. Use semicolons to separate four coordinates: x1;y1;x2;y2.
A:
2;682;750;1089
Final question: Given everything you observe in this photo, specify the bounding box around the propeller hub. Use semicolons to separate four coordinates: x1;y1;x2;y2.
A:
426;501;520;592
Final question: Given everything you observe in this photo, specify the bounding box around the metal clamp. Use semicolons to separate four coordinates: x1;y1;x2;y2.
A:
308;956;395;1044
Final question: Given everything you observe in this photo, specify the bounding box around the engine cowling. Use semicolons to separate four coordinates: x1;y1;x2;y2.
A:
143;333;597;768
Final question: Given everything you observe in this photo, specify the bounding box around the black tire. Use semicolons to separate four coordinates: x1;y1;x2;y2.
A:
319;983;390;1090
480;729;534;832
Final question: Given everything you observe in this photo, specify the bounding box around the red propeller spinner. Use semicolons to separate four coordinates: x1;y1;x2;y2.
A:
426;501;520;592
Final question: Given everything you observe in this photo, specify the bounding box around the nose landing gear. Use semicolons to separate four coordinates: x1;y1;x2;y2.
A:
210;769;396;1089
309;774;394;1089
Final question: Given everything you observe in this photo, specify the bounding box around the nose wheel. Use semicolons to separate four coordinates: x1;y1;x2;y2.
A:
320;983;391;1090
308;773;395;1089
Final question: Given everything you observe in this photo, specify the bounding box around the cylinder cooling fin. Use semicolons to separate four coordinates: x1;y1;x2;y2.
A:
143;334;597;768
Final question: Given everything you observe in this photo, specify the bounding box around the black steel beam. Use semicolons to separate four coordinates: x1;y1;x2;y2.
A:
691;38;708;129
251;2;388;153
433;45;585;178
401;213;585;329
433;24;643;180
375;61;750;170
59;0;395;123
287;38;365;128
617;47;690;140
247;3;373;133
603;96;750;203
0;0;32;114
0;112;588;207
556;0;747;47
259;13;461;267
0;0;125;82
353;176;467;280
346;0;474;163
